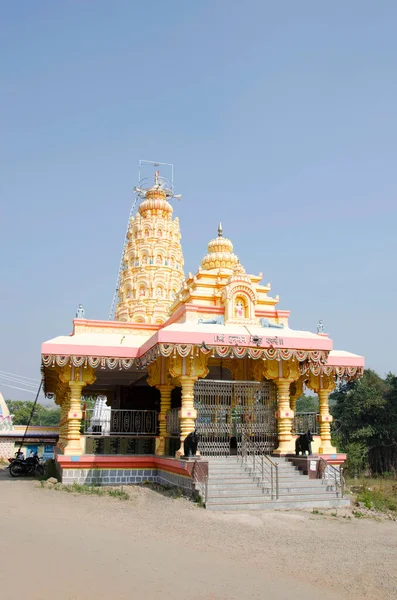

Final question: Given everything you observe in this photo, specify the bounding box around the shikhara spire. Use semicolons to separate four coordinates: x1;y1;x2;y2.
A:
115;172;185;323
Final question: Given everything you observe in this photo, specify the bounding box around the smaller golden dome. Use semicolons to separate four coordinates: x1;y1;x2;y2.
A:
201;223;239;271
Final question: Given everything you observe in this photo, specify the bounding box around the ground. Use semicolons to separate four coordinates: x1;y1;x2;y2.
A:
1;468;396;600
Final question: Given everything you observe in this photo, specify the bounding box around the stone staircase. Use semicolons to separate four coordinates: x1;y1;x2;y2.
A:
205;456;350;511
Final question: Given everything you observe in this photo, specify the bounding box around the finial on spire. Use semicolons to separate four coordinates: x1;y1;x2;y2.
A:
218;222;223;237
154;170;160;185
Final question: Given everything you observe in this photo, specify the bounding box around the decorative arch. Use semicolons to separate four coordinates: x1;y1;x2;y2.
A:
226;283;256;303
155;285;164;299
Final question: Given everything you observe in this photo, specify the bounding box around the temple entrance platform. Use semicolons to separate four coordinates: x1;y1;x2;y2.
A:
55;451;348;511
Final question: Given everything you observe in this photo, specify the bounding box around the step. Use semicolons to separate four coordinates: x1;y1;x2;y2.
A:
208;484;336;495
209;464;301;473
207;491;339;501
208;477;258;485
206;498;350;511
208;481;264;489
208;488;272;498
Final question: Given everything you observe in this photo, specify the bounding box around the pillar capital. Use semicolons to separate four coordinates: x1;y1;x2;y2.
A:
307;372;336;394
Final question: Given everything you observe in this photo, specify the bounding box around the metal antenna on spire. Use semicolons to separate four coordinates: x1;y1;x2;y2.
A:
108;160;180;320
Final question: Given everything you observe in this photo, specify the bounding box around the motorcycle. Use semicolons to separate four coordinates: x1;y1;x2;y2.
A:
8;452;46;477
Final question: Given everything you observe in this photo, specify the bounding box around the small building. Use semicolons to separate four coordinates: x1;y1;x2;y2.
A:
41;173;364;499
0;393;58;460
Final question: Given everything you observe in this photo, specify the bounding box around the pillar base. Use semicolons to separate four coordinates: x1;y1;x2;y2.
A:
319;443;337;455
273;439;296;456
175;445;184;458
63;444;83;457
155;436;165;456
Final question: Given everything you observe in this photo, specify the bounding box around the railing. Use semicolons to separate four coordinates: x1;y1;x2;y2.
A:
293;412;319;435
239;434;279;500
83;409;157;436
192;459;208;505
166;408;180;436
318;458;345;497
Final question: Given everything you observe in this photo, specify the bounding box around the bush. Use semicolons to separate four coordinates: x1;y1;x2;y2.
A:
345;442;368;477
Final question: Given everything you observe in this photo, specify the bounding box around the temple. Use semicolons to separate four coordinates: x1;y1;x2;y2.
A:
41;172;364;507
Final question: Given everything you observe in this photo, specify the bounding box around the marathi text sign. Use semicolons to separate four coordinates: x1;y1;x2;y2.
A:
213;335;284;346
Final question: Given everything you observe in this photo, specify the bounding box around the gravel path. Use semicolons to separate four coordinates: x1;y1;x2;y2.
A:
0;469;396;599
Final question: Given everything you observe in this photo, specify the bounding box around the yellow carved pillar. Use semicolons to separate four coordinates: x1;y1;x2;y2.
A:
289;377;304;413
56;365;96;456
58;390;70;451
307;373;337;455
274;378;295;455
63;381;85;456
318;387;337;454
177;375;197;457
156;384;173;456
167;353;209;458
262;359;300;456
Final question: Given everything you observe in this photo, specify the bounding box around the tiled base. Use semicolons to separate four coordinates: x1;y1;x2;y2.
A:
0;440;14;459
60;467;193;495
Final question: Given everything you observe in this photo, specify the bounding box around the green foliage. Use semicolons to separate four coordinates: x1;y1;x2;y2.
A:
51;483;129;500
331;370;397;474
296;394;318;413
343;442;368;477
348;477;397;513
6;400;60;426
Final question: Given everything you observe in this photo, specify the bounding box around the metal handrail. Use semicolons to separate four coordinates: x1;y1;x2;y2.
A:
192;459;208;505
262;454;279;500
239;433;279;499
318;457;344;498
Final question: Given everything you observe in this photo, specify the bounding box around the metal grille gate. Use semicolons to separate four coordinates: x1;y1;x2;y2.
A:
194;380;277;457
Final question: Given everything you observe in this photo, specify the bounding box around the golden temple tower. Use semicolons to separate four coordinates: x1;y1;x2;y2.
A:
115;172;185;323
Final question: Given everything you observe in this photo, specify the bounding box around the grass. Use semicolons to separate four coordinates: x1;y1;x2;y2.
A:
41;481;129;501
346;476;397;513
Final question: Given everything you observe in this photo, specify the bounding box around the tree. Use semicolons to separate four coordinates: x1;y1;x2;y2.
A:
296;394;318;413
331;369;397;474
5;400;61;426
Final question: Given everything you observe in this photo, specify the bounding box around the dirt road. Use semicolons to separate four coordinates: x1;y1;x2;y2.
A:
0;469;396;600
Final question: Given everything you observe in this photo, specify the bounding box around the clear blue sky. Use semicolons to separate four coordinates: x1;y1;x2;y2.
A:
1;1;396;402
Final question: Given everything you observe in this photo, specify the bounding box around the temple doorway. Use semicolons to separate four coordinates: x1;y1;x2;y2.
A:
194;379;277;457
